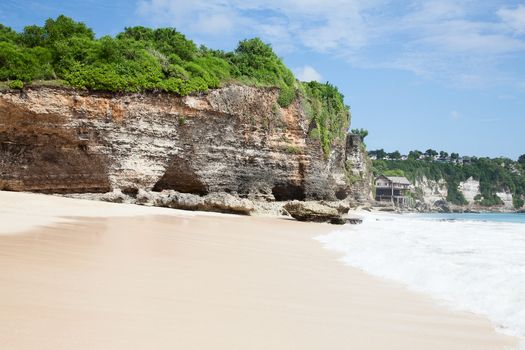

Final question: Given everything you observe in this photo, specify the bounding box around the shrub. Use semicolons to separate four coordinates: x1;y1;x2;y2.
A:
447;182;468;205
383;169;405;177
514;196;524;209
0;42;53;81
8;80;23;89
0;24;18;43
277;85;295;107
308;128;321;140
231;38;297;107
303;81;350;156
285;145;301;154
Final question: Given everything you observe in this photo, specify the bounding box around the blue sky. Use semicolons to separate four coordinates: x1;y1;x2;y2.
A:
1;0;524;159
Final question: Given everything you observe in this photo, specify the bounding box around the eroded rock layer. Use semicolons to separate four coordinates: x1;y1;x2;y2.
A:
0;85;370;202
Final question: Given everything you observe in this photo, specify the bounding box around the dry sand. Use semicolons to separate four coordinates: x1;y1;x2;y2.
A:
0;191;518;349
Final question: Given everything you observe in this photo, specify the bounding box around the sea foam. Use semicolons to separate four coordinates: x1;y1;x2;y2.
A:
316;212;525;346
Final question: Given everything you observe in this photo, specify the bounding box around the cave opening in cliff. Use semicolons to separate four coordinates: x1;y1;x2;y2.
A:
153;156;208;195
271;183;306;201
335;187;349;200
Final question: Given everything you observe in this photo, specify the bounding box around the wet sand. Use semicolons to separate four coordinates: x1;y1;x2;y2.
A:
0;191;518;349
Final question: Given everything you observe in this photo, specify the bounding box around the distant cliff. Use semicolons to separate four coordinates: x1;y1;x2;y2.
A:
0;86;372;207
411;176;518;212
373;159;525;212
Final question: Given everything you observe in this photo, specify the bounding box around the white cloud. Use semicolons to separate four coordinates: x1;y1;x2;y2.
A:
136;0;381;52
295;65;322;82
498;4;525;35
364;1;525;87
136;0;238;35
194;13;234;35
136;0;525;88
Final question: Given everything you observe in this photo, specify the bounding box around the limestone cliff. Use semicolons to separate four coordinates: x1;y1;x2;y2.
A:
412;176;517;212
414;176;448;204
0;86;371;205
459;177;480;203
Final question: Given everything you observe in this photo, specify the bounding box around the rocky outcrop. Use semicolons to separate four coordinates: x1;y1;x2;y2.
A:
459;177;480;203
496;190;514;210
73;189;254;215
345;134;374;204
414;176;448;205
150;191;254;215
0;86;373;206
284;201;345;224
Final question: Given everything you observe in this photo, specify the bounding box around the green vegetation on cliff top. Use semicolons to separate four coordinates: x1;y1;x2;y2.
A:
373;158;525;208
0;16;350;155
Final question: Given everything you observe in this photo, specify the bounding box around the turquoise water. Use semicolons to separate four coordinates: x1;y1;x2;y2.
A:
418;212;525;224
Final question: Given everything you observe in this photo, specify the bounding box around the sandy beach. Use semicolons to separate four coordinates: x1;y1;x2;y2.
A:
0;191;518;349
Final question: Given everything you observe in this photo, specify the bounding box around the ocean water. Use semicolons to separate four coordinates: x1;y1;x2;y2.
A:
316;212;525;345
420;212;525;224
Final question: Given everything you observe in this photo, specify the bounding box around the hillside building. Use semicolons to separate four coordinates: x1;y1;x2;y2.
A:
375;175;412;205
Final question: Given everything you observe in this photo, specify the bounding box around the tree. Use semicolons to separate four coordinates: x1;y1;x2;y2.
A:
371;149;387;159
232;37;296;107
117;26;197;61
17;25;46;47
351;128;368;142
388;151;401;160
0;24;18;43
450;152;460;160
408;150;422;160
0;42;53;81
18;15;94;49
43;15;94;44
424;149;438;159
439;151;449;158
518;154;525;166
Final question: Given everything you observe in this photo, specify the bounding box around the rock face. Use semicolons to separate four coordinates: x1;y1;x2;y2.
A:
459;177;481;203
0;86;372;203
344;134;374;203
496;190;514;210
411;175;518;212
414;176;448;205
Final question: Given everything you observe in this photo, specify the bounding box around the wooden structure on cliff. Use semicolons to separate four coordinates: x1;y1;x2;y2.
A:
375;175;412;206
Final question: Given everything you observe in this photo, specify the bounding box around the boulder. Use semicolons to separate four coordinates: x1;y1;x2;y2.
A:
100;189;129;203
433;199;451;213
151;190;254;215
154;191;204;211
135;189;155;206
284;201;345;224
202;192;254;215
319;200;351;214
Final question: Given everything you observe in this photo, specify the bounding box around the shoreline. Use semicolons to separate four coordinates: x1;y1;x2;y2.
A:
0;191;519;349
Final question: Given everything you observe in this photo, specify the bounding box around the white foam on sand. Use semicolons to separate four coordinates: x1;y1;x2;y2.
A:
0;191;195;234
316;212;525;347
